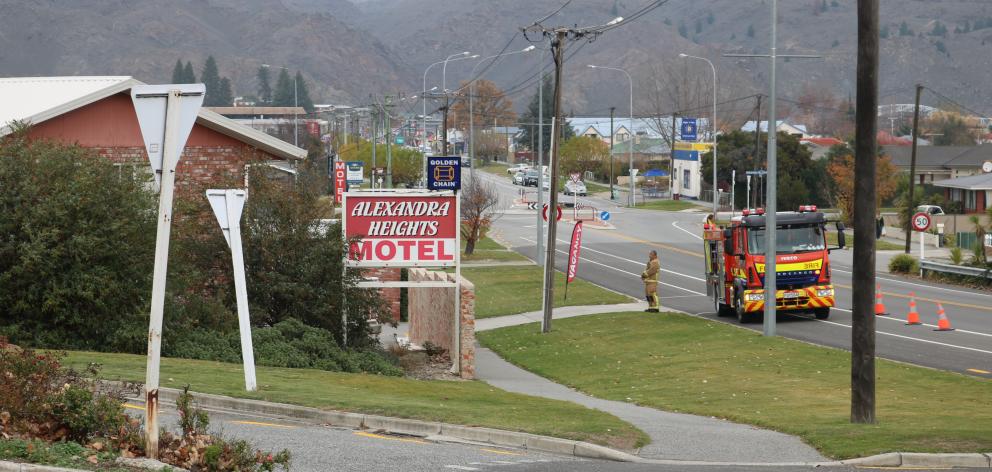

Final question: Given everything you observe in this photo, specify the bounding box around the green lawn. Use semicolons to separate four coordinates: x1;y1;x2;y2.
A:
61;351;647;450
463;265;633;318
479;312;992;459
826;232;903;251
634;199;700;211
478;163;511;176
461;235;529;263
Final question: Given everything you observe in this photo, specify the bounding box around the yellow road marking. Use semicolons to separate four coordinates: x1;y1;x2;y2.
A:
967;368;991;375
230;420;295;429
124;403;146;411
353;431;427;444
480;448;522;456
609;232;702;258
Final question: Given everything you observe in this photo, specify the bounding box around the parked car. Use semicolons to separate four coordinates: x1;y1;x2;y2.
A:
916;204;945;215
512;171;526;185
563;180;587;196
523;169;541;186
507;163;532;174
461;156;472;167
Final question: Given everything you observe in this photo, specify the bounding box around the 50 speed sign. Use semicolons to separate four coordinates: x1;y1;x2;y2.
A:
911;212;932;232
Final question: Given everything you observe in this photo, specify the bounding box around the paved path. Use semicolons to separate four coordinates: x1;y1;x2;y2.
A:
474;305;827;463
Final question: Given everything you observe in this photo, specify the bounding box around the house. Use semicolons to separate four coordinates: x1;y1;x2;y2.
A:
578;123;632;143
1;76;306;191
569;117;671;144
611;137;671;163
740;120;810;139
800;136;845;160
671;141;712;199
933;173;992;214
883;144;992;184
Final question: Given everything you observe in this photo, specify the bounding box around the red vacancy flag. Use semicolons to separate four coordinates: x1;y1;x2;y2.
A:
566;221;583;283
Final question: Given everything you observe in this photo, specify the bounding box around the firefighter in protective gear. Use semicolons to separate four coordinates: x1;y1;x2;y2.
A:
642;250;660;312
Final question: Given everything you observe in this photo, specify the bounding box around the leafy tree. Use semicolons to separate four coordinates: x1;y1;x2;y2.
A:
183;61;196;83
516;76;574;155
294;71;314;113
928;113;974;145
256;66;272;104
448;79;516;131
273;68;295;107
0;130;157;352
337;138;424;186
171;60;185;84
471;131;508;165
832;39;840;47
200;56;223;106
558;136;609;180
826;145;899;224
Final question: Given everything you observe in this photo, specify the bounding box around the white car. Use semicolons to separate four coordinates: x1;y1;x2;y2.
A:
563;180;587;196
512;171;526;185
916;204;944;215
507;163;532;174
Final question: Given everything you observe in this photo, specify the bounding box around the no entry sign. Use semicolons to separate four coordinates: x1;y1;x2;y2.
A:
343;192;457;267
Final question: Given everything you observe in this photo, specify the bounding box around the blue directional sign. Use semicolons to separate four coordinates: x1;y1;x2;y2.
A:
680;118;698;141
395;135;405;145
600;210;611;221
427;156;461;191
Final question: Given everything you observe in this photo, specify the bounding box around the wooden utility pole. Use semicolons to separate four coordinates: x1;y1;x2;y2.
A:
852;0;879;424
904;84;923;253
542;29;567;334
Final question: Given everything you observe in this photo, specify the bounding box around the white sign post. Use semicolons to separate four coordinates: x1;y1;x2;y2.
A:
912;212;932;275
206;189;256;392
131;84;204;459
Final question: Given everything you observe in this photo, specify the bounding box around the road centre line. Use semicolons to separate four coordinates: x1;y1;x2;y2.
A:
832;267;992;299
124;403;146;411
519;237;706;296
828;307;992;356
968;368;991;374
553;237;708;283
834;282;992;315
608;231;702;258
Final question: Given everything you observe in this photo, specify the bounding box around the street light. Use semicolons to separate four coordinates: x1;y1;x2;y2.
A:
261;64;298;147
679;53;718;217
463;46;536;179
587;64;634;207
423;52;475;184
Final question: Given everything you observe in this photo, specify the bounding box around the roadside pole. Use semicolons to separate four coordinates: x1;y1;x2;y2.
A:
904;84;923;254
206;189;256;392
131;84;205;459
764;0;779;338
542;30;567;334
537;48;546;269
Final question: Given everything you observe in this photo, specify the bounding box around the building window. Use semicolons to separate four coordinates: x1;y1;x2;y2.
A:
965;190;977;211
683;169;691;190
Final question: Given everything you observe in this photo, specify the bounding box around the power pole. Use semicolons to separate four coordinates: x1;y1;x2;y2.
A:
904;84;923;253
371;102;378;175
542;29;567;334
670;113;677;199
753;95;762;208
609;106;615;199
442;95;450;155
852;0;879;425
385;95;394;188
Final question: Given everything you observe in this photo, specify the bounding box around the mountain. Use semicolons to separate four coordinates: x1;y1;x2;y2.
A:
1;0;990;124
0;0;411;103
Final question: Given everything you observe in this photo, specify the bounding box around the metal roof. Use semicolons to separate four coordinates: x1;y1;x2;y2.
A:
884;144;992;169
932;172;992;190
0;76;306;161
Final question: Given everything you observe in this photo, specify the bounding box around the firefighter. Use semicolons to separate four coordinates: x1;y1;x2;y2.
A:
642;250;660;312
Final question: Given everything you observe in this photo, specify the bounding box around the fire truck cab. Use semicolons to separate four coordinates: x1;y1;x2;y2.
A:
704;206;846;323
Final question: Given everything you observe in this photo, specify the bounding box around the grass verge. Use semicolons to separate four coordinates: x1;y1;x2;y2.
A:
634;199;701;211
826;232;903;251
478;311;992;459
461;235;529;263
463;265;633;318
0;439;130;471
60;351;647;451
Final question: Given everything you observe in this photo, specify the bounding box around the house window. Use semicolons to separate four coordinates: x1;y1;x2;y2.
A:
965;190;977;211
683;169;691;190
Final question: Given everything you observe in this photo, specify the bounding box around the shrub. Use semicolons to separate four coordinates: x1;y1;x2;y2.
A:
950;246;963;265
888;254;920;274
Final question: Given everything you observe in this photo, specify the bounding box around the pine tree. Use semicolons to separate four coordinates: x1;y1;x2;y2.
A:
695;18;703;34
294;71;314;113
515;76;574;155
679;21;688;38
200;56;222;106
747;24;755;38
273;68;294;107
217;78;234;107
183;61;196;83
256;67;272;105
899;21;913;36
171;60;184;84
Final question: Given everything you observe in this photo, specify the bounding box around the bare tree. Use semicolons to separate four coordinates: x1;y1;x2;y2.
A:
460;177;502;255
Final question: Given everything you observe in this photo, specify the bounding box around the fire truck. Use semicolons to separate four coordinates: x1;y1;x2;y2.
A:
703;206;846;323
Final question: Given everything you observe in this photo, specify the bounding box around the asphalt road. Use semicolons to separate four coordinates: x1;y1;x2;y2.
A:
479;170;992;378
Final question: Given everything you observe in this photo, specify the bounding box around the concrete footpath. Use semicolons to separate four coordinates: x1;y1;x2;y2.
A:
475;303;827;463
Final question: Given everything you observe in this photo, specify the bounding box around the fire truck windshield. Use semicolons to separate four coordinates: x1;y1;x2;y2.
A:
748;224;825;255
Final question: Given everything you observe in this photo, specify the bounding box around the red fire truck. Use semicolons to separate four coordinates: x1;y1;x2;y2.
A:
704;206;846;323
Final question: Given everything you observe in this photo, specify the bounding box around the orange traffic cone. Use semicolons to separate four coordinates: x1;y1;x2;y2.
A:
905;292;922;325
874;284;889;316
934;303;955;331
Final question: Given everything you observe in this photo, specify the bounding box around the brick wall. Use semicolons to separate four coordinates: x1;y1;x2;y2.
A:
407;268;475;379
364;267;401;322
94;145;263;192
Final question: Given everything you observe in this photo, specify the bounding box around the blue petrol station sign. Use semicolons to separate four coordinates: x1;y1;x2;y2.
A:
427;156;461;191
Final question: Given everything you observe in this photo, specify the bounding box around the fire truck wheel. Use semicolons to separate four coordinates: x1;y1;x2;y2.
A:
813;307;830;320
734;295;756;324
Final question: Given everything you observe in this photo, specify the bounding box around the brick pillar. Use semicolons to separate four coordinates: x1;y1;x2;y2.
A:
365;267;402;322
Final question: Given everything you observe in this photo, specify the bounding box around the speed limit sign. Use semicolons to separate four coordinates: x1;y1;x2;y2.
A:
911;212;931;232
